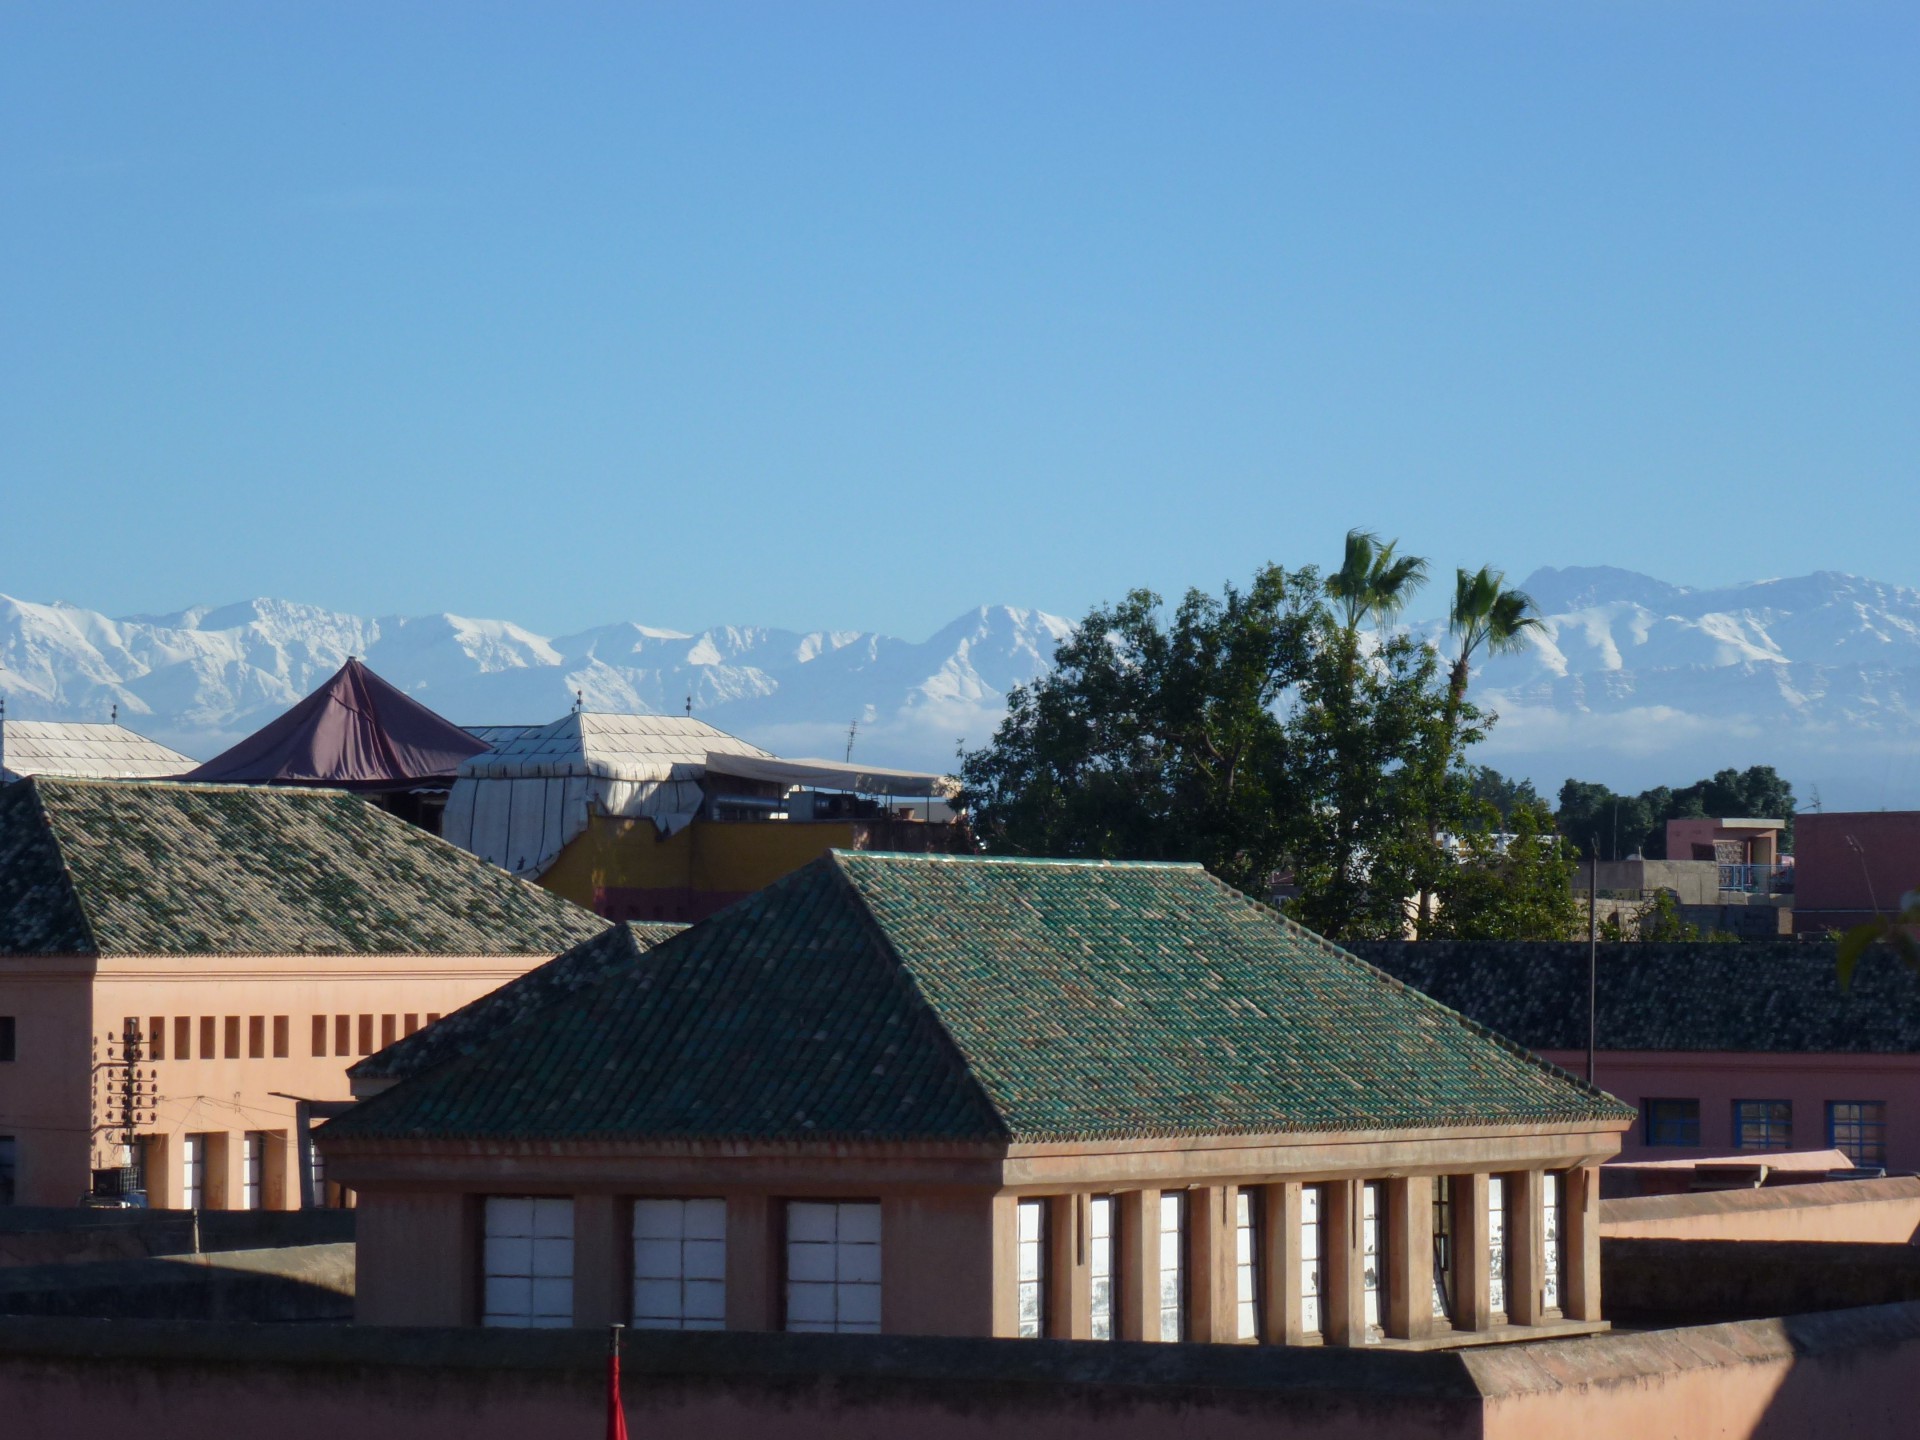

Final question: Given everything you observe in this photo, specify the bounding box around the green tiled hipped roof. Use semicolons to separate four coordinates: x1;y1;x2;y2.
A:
327;851;1628;1146
0;776;608;956
351;921;684;1084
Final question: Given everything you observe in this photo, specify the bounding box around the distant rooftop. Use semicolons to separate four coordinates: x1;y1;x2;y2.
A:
0;720;194;783
0;775;608;957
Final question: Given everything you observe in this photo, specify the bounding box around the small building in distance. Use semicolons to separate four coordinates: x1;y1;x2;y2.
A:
1793;811;1920;933
0;776;611;1209
441;712;965;923
323;852;1630;1345
1350;939;1920;1176
0;717;194;784
184;658;490;835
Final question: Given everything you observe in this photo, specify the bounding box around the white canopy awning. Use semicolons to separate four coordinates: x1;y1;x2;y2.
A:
702;752;958;799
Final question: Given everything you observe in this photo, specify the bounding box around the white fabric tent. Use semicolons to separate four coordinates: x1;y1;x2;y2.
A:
442;713;771;877
700;752;957;799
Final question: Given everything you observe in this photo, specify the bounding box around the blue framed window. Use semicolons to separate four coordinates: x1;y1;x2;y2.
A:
1644;1098;1700;1147
1733;1100;1792;1152
1827;1101;1887;1168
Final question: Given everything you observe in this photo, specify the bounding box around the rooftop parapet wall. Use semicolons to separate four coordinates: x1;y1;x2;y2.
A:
1600;1177;1920;1244
5;1305;1920;1440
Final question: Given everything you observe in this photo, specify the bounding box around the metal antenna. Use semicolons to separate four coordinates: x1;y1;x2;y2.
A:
845;718;858;763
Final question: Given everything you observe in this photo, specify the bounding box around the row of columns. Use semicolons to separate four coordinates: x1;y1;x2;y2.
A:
1020;1166;1601;1344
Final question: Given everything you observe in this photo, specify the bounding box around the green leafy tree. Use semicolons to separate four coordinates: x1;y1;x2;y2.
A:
1836;890;1920;988
1466;765;1541;824
1556;766;1796;859
1426;799;1581;941
956;565;1313;896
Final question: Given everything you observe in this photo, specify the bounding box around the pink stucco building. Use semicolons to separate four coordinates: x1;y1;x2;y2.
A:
1794;811;1920;932
1351;940;1920;1175
0;776;614;1208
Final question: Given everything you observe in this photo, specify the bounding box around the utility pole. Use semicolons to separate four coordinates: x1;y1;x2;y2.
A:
94;1019;156;1202
1587;853;1599;1086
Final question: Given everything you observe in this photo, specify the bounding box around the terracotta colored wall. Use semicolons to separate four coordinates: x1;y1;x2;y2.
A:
0;970;92;1206
353;1192;473;1325
1600;1178;1920;1243
1539;1049;1920;1171
0;956;559;1207
1795;812;1920;919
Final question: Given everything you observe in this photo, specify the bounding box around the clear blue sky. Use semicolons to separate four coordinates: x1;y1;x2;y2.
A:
3;3;1914;638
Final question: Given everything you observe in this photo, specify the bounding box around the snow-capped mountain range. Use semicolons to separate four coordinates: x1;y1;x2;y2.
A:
3;566;1919;808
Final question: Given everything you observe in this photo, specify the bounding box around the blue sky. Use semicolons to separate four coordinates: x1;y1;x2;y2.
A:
3;3;1914;638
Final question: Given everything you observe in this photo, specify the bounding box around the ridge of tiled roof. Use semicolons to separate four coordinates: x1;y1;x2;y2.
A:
0;776;608;957
350;920;685;1084
1346;939;1920;1054
326;852;1629;1147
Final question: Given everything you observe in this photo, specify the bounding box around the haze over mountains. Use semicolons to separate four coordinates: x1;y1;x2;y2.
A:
3;566;1918;810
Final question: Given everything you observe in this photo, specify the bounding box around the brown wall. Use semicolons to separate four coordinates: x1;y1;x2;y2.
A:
1796;812;1920;923
7;1305;1920;1440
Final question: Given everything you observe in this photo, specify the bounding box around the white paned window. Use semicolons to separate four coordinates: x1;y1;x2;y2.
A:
1488;1178;1508;1318
483;1196;574;1328
242;1132;263;1211
1089;1195;1117;1341
183;1134;205;1210
1542;1174;1563;1313
1158;1192;1186;1342
1299;1185;1324;1336
786;1201;882;1334
632;1198;727;1331
1361;1182;1384;1340
1432;1180;1453;1321
1235;1190;1259;1340
1016;1199;1047;1338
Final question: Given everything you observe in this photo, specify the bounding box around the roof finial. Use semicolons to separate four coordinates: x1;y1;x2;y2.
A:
684;692;692;717
845;718;858;763
111;703;118;725
573;689;583;715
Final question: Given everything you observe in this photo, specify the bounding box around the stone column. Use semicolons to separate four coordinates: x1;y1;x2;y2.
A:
725;1193;777;1330
1563;1166;1603;1322
1119;1189;1161;1341
1261;1182;1302;1344
1386;1175;1434;1341
1323;1179;1367;1346
572;1194;623;1327
1186;1185;1230;1342
1453;1173;1493;1331
1506;1170;1545;1326
1050;1193;1087;1339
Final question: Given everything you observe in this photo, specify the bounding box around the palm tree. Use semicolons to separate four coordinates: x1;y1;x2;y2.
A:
1444;565;1540;758
1327;529;1430;636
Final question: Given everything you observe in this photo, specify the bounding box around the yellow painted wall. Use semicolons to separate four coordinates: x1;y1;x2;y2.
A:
540;818;859;910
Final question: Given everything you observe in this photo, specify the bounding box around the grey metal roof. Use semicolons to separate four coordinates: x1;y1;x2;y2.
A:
0;721;195;782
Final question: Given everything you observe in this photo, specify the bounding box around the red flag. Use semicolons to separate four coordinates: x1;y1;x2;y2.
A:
607;1325;629;1440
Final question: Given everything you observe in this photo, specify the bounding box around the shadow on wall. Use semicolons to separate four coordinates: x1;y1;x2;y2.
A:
0;1243;353;1323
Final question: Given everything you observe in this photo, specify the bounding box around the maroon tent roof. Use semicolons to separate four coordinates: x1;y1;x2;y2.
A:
184;659;489;792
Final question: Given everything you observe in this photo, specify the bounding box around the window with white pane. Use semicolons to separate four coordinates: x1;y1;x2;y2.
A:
1016;1199;1048;1338
182;1134;206;1210
1158;1192;1186;1342
482;1196;574;1328
785;1201;881;1334
242;1132;265;1211
632;1198;726;1330
1541;1174;1563;1314
1089;1195;1117;1341
1431;1179;1454;1321
1487;1178;1508;1319
1234;1189;1260;1341
1360;1182;1385;1341
1298;1185;1324;1337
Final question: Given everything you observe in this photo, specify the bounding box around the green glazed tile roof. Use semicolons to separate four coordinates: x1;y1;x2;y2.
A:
328;852;1627;1145
1346;939;1920;1054
351;921;684;1084
0;776;608;957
